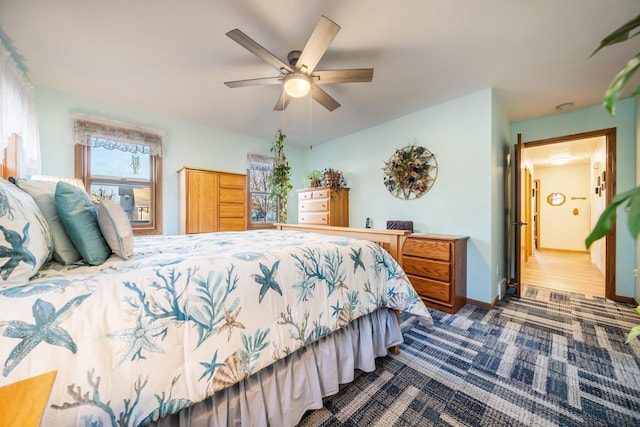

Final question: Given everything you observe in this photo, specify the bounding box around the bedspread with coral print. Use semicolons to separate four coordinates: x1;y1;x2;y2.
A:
0;230;432;426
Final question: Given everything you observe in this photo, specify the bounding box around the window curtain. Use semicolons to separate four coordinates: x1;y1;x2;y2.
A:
0;39;40;176
72;114;163;156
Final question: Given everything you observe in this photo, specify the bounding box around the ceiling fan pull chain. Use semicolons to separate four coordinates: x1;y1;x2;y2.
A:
309;93;313;150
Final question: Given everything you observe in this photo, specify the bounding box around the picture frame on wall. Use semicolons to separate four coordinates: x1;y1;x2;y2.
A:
595;186;600;195
602;171;606;183
597;176;601;186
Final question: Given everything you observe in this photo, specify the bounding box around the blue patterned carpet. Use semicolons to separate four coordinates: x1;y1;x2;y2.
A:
299;286;640;426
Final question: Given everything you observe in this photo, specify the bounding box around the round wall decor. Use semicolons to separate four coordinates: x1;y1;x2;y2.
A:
383;144;437;200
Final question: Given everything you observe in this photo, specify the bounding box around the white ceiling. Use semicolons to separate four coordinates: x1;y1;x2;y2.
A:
0;1;638;148
525;137;604;167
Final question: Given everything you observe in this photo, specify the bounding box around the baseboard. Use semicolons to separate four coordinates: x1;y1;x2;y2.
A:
538;247;589;254
614;295;639;306
466;296;497;310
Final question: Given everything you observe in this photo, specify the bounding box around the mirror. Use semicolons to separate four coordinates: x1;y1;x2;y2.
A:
547;192;566;206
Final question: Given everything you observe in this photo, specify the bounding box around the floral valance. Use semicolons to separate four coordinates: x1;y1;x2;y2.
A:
247;152;274;171
72;115;163;156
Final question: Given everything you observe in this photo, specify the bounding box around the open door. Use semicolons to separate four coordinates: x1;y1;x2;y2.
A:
512;134;526;298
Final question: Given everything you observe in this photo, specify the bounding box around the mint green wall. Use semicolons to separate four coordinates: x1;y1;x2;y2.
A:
35;86;305;235
491;91;511;299
300;89;497;303
511;98;636;298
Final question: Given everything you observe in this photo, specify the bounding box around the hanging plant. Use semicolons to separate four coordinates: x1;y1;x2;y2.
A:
268;129;292;223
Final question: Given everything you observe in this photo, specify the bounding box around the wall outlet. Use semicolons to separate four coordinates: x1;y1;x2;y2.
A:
634;268;640;278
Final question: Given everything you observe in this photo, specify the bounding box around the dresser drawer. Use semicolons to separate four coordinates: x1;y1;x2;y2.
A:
407;274;450;302
312;189;329;199
403;255;450;282
299;199;328;212
219;174;246;188
219;203;245;218
219;188;245;203
299;212;329;225
219;217;245;231
403;239;451;261
299;191;313;200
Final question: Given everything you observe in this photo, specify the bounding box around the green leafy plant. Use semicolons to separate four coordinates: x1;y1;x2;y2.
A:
589;14;640;115
304;170;323;188
268;129;292;223
586;14;640;344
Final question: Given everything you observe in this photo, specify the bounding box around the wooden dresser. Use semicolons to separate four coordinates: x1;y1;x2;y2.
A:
178;167;247;234
401;234;468;314
297;186;349;226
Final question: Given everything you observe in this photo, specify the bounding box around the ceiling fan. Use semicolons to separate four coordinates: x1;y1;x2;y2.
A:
224;15;374;111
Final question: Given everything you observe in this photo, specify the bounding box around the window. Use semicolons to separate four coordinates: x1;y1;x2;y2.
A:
74;117;162;235
247;153;276;227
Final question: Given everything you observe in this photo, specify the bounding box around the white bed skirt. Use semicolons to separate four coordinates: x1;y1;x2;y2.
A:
150;308;402;427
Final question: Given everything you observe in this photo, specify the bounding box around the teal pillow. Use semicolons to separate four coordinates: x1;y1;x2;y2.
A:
55;181;111;265
16;179;82;265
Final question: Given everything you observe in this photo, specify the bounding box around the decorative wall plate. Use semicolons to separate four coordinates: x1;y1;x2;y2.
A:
383;144;437;199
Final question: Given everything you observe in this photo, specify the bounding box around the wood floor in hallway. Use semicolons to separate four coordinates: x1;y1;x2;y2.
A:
522;249;605;297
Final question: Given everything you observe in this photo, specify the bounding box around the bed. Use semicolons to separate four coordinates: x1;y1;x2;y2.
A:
0;176;433;426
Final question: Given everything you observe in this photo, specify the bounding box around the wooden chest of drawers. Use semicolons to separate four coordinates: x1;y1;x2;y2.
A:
178;167;247;234
297;186;349;227
402;234;468;314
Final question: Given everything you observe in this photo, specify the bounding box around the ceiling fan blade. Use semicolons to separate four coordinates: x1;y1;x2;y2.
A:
314;69;374;84
224;76;283;88
226;29;293;73
311;86;340;111
295;16;340;73
273;91;292;111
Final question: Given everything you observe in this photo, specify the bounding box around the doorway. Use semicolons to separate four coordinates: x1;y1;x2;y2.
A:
514;128;616;300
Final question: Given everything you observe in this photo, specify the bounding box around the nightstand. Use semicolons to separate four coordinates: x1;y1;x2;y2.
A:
402;234;468;314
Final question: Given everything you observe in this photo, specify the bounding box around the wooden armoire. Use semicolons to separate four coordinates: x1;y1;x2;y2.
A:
178;167;247;234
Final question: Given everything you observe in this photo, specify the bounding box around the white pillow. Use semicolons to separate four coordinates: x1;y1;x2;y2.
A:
96;199;134;259
0;179;53;285
16;179;82;265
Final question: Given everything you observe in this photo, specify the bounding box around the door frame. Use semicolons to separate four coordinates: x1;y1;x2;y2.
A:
515;128;616;300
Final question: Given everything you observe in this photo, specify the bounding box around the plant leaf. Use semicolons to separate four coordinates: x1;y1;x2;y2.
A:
603;53;640;115
625;325;640;344
585;186;640;248
627;188;640;240
590;14;640;57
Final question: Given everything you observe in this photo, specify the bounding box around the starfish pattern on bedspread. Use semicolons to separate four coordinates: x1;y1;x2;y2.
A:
1;294;91;376
254;261;282;303
107;314;168;364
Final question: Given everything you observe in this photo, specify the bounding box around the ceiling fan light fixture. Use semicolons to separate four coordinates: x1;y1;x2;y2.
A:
284;74;311;97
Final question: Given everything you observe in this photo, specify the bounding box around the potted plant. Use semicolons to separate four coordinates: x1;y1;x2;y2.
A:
586;14;640;343
268;129;292;223
304;170;323;188
322;168;347;187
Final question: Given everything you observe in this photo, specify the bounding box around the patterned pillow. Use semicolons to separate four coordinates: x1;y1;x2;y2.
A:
0;179;53;285
96;199;134;259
